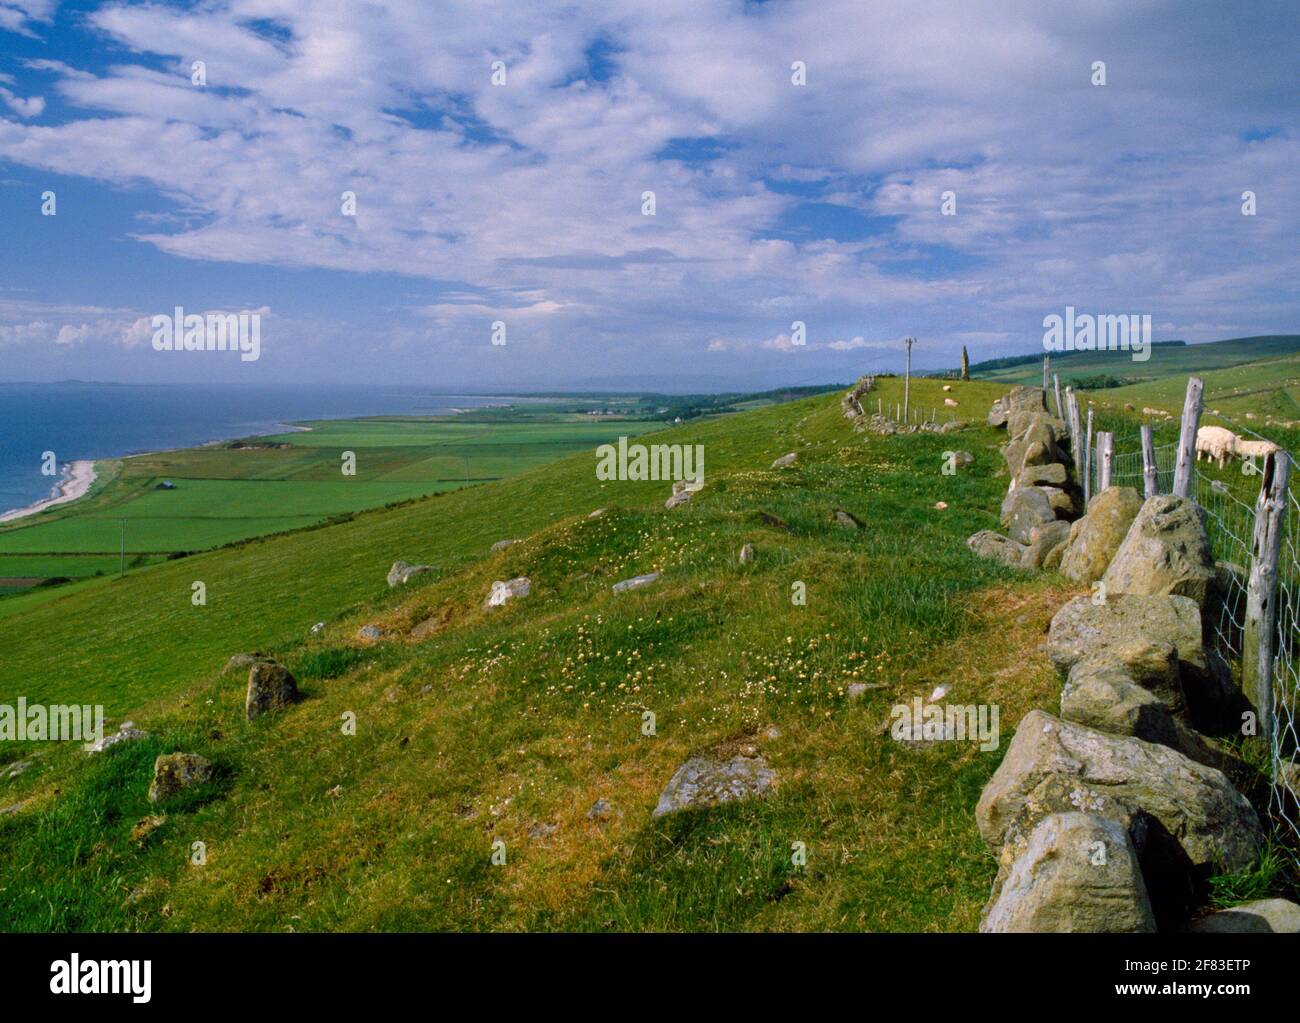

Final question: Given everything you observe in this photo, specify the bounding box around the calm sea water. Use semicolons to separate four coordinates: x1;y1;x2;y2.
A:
0;383;512;516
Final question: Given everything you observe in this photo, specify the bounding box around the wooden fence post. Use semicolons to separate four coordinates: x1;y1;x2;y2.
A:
1172;377;1204;498
1043;355;1050;397
1065;387;1082;480
1084;407;1095;506
1140;425;1158;498
1098;432;1114;492
1053;373;1063;420
1245;452;1291;764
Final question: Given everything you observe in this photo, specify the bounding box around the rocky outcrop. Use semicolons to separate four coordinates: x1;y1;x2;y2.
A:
148;753;213;803
246;660;299;721
1101;495;1218;609
387;560;435;587
1059;486;1143;584
980;812;1156;933
652;754;775;817
975;710;1262;877
485;576;531;609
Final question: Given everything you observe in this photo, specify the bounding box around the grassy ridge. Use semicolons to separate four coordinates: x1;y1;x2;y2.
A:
0;377;1087;931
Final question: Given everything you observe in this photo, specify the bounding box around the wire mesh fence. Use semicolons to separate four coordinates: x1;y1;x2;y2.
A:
1079;421;1300;863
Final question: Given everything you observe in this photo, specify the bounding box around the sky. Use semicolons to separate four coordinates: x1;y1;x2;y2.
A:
0;0;1295;390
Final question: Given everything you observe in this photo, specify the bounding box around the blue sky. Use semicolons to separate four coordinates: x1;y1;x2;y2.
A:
0;0;1296;389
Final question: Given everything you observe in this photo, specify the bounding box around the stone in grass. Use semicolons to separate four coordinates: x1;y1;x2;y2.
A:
587;798;612;822
1188;899;1300;933
612;571;661;593
148;753;213;803
223;651;271;675
309;622;325;636
484;576;531;609
85;720;148;755
491;538;521;553
652;754;775;818
980;812;1156;933
738;543;755;564
966;530;1028;568
770;452;797;469
245;660;299;721
588;507;607;518
357;624;384;641
831;508;863;529
665;491;691;510
387;560;435;588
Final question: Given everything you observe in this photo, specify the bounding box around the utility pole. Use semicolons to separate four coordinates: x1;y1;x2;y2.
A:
903;336;915;423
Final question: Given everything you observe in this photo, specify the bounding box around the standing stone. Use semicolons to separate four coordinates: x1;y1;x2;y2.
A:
980;812;1156;933
246;661;299;721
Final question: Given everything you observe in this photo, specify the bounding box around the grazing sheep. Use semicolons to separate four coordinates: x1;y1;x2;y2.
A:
1236;438;1282;461
1195;425;1239;469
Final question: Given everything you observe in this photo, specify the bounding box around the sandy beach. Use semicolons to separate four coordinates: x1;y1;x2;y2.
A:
0;460;98;524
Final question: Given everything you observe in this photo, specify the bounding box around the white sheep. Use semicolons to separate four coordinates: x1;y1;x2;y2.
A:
1195;425;1239;469
1236;438;1281;461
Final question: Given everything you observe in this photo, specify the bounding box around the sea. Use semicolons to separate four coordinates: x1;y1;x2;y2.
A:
0;382;514;517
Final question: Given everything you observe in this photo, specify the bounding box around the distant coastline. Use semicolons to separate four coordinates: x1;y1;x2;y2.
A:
0;460;98;524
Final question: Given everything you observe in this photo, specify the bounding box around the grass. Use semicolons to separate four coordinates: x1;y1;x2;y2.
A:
0;376;1087;932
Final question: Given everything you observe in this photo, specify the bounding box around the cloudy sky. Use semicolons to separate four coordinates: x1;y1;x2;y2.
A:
0;0;1295;389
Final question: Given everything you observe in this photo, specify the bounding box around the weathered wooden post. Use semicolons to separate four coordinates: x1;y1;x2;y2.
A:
903;336;915;424
1053;373;1063;420
1084;406;1095;505
1065;387;1083;480
1245;452;1291;765
1098;431;1114;492
1140;425;1158;498
1172;377;1204;498
1043;355;1050;398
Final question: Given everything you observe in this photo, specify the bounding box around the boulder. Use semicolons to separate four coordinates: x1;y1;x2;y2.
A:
1188;898;1300;933
980;812;1156;933
1039;485;1080;518
245;660;299;721
975;710;1263;877
967;530;1028;567
652;754;775;818
831;509;863;529
387;560;435;587
1101;495;1217;608
1001;486;1056;543
357;624;384;641
770;452;797;469
1059;486;1143;584
148;753;213;803
85;720;148;755
612;571;661;593
485;576;531;609
1017;462;1069;487
1048;593;1235;731
1022;520;1072;569
988;386;1046;429
738;543;755;564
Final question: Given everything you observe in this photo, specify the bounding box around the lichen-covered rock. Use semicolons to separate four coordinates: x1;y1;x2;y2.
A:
245;660;299;721
988;386;1046;429
1001;486;1056;542
387;560;435;587
967;530;1028;567
148;753;213;803
975;710;1262;875
1060;486;1143;584
485;576;531;609
980;812;1156;933
652;754;775;817
1022;520;1071;569
357;624;384;641
1017;462;1069;488
1102;495;1218;608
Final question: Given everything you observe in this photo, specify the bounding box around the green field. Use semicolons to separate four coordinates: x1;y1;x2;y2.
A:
0;413;664;594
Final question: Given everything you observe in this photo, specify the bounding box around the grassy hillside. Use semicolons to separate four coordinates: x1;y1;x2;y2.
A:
0;376;1085;932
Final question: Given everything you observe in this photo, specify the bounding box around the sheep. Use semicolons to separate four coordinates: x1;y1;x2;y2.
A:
1236;438;1282;462
1195;425;1239;469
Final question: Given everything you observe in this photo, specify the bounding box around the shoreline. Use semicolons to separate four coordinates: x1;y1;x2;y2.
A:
0;460;98;525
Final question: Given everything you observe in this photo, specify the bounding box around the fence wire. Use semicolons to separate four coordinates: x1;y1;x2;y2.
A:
1082;427;1300;862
